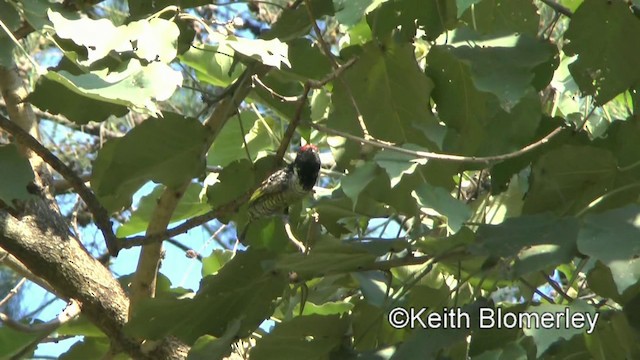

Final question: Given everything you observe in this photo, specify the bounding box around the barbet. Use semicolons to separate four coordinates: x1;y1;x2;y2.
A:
240;144;321;239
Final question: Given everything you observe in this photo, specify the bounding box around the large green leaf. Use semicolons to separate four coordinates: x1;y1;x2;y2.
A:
523;145;617;215
368;0;458;42
59;338;110;360
445;33;557;107
340;162;377;208
92;113;208;212
475;214;579;278
49;11;179;65
564;0;640;104
207;111;275;167
41;60;181;117
523;301;598;357
0;144;35;207
187;321;240;360
412;182;472;233
0;0;19;66
179;43;244;87
329;39;438;147
275;241;378;279
116;183;210;237
263;0;335;41
333;0;389;26
126;249;286;344
459;0;539;35
374;146;427;188
578;205;640;294
251;315;349;360
27;75;129;124
426;45;543;159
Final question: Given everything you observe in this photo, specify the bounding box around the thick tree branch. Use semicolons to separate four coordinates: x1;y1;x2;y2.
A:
0;199;188;358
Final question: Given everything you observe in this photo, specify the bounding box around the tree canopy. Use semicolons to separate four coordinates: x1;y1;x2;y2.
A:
1;0;640;359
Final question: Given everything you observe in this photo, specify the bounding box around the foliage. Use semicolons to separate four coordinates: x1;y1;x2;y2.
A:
1;0;640;359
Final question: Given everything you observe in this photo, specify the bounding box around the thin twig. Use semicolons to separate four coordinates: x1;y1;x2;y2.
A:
0;277;26;308
274;83;311;166
541;271;573;303
273;57;357;166
520;277;555;304
119;190;251;249
0;114;119;255
303;0;370;138
309;122;566;165
0;300;80;333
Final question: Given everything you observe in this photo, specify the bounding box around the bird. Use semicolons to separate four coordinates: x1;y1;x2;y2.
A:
240;144;321;239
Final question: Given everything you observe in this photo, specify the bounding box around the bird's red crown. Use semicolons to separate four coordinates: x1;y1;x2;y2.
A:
300;144;318;152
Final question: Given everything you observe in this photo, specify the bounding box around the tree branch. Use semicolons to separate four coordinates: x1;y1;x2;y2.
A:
309;122;566;165
0;113;119;256
127;63;269;330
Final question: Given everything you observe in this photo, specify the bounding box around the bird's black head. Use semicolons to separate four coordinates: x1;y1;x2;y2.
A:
293;144;321;191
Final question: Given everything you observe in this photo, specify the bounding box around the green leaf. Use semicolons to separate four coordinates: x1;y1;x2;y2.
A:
57;316;104;337
564;0;640;105
179;43;245;87
276;242;378;278
212;33;291;69
578;205;640;294
475;214;579;278
0;144;35;207
340;162;377;208
250;74;307;122
206;160;254;208
329;40;438;147
523;301;598;357
315;193;393;236
459;0;539;35
251;315;349;360
126;249;286;344
263;0;334;41
28;75;129;124
523;145;617;215
116;183;209;237
0;325;46;359
333;0;389;26
0;0;20;66
471;343;527;360
59;338;110;360
285;38;333;81
392;301;486;359
374;146;427;188
92;113;208;212
22;0;75;31
187;320;240;360
49;11;179;65
446;34;557;107
294;301;354;316
369;0;458;42
201;249;235;277
412;183;471;233
42;60;181;117
207;111;274;167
